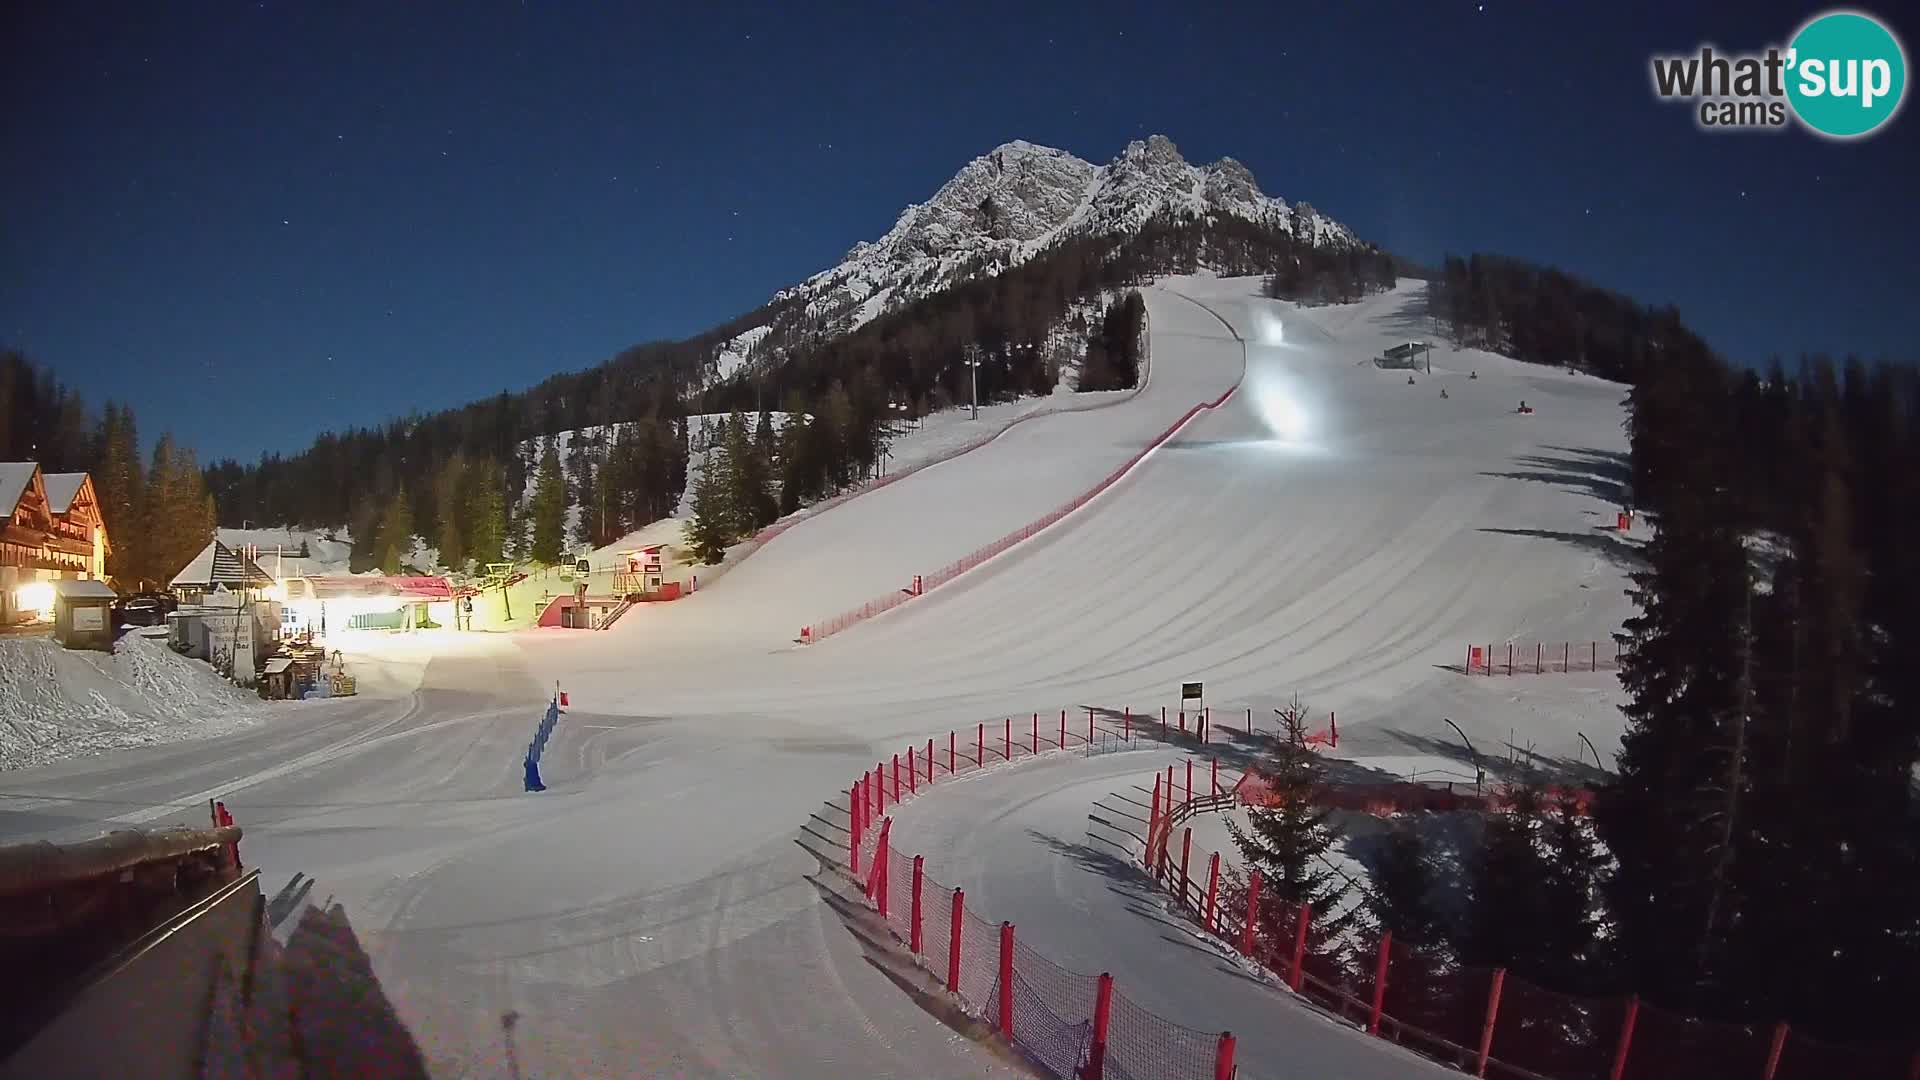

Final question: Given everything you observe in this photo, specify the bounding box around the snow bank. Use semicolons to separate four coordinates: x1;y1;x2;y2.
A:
0;634;268;770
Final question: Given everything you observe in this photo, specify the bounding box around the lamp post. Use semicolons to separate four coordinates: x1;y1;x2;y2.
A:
963;345;982;420
1443;718;1485;793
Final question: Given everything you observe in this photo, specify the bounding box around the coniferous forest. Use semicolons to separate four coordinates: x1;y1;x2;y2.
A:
3;350;217;590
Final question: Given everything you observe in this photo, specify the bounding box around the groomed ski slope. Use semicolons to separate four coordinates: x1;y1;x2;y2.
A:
528;275;1634;775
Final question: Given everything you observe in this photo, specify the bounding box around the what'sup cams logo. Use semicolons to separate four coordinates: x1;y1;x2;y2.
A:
1651;9;1907;138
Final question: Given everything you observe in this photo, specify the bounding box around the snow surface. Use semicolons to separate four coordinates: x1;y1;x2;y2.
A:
0;633;270;770
5;274;1641;1077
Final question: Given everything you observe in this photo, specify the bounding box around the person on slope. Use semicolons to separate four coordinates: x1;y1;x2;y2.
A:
1440;388;1449;399
1470;370;1478;380
1407;374;1416;385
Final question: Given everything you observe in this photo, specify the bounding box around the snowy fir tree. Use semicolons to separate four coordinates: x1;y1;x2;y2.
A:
1224;700;1354;957
528;439;568;565
682;450;733;565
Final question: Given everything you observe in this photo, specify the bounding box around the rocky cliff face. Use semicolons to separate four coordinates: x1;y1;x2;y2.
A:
763;135;1353;341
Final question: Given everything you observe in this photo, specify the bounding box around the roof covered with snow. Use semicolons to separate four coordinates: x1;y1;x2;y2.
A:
41;473;88;514
0;462;38;516
52;579;118;600
169;539;275;590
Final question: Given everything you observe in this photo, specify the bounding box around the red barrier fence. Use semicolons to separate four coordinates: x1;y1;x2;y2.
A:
805;379;1239;644
1139;777;1920;1080
1465;640;1621;676
847;717;1254;1079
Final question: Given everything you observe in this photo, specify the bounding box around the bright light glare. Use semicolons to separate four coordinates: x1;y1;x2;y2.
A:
1253;381;1311;442
16;581;55;619
1252;309;1285;345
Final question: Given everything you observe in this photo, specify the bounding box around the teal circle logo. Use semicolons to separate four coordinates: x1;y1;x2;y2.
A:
1787;10;1907;138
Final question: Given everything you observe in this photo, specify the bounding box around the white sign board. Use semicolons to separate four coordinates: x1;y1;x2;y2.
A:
73;606;105;632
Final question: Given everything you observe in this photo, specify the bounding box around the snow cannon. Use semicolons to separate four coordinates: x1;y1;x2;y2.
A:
1516;400;1534;414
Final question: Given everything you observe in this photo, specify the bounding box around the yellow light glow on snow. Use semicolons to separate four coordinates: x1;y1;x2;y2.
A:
16;581;55;620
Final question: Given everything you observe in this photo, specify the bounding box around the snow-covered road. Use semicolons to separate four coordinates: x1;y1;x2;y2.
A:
3;275;1638;1077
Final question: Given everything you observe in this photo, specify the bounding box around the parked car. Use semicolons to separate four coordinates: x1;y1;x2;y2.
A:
114;597;169;627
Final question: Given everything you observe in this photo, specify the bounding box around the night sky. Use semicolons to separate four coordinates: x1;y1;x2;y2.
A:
4;2;1913;463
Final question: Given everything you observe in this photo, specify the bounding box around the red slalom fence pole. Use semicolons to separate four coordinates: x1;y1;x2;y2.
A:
1507;641;1514;675
1004;717;1012;760
947;889;964;993
1476;968;1506;1077
1330;710;1338;748
849;785;862;875
892;754;901;802
1146;776;1162;869
949;731;956;774
1180;827;1192;897
1290;904;1311;992
1186;759;1193;806
977;722;985;766
1213;1032;1236;1080
1032;712;1039;754
1763;1023;1790;1080
1241;871;1262;955
1087;706;1095;744
910;855;925;955
1486;643;1494;677
1369;930;1392;1035
926;738;934;781
1059;708;1066;749
873;764;883;811
1087;972;1113;1080
1609;996;1639;1080
1123;707;1131;739
1564;641;1570;672
997;923;1015;1037
1205;853;1221;932
907;746;917;794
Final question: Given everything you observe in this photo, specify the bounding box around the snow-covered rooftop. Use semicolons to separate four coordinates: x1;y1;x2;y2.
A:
0;462;38;516
41;472;87;514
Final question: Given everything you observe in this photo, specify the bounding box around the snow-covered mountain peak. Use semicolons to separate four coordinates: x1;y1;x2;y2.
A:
753;136;1354;349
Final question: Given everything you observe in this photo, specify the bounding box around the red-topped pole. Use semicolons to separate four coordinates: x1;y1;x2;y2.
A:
910;855;925;954
947;889;964;993
1087;973;1113;1080
1204;853;1221;932
997;923;1015;1037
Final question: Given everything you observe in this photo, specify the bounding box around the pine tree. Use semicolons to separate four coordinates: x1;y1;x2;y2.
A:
723;410;775;533
682;454;732;565
434;454;467;573
376;484;414;574
572;458;598;549
464;461;506;568
1368;820;1443;948
1224;701;1355;956
95;402;145;587
528;440;567;564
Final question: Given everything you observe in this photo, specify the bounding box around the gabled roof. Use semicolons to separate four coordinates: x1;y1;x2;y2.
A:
53;579;118;600
169;539;274;590
0;462;39;518
41;473;88;514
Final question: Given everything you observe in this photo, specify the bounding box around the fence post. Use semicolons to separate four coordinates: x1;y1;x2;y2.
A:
1536;642;1542;673
1487;643;1494;677
1240;871;1262;955
1506;641;1513;675
950;731;956;773
1088;706;1095;744
1186;759;1194;806
892;754;901;802
1161;705;1166;731
1564;641;1570;672
1204;706;1210;742
1476;968;1506;1077
1147;776;1162;869
1763;1022;1790;1080
1032;712;1039;754
1205;853;1221;931
1330;710;1338;748
873;764;883;811
1005;717;1012;760
907;746;917;794
978;722;985;766
1087;972;1113;1080
850;784;862;876
1211;757;1219;795
948;888;964;993
1181;827;1193;898
910;855;925;954
1290;903;1311;991
1124;706;1131;739
1609;996;1639;1080
1369;931;1392;1035
927;738;934;781
1592;640;1597;671
997;922;1015;1037
1214;1032;1236;1080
